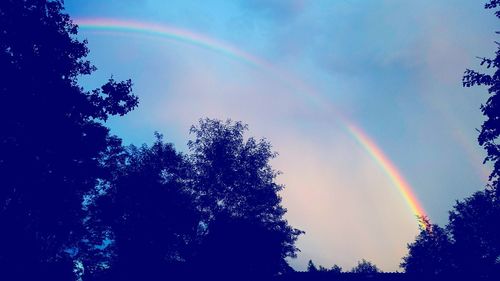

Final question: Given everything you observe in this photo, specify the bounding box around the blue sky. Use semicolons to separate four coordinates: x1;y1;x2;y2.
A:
66;0;498;272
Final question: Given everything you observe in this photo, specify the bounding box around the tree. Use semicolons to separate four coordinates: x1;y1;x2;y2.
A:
84;134;200;280
463;0;500;192
401;216;454;276
187;118;303;277
193;214;292;280
457;1;500;277
350;259;380;274
0;0;137;279
318;265;329;272
307;260;318;272
447;189;500;277
330;264;343;274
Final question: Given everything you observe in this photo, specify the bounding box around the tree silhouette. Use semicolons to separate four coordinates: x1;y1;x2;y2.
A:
463;0;500;192
330;264;343;274
401;216;454;276
448;189;500;277
318;265;329;272
187;118;303;278
192;213;293;280
350;259;380;275
0;0;137;279
307;260;318;272
83;134;200;280
458;1;500;278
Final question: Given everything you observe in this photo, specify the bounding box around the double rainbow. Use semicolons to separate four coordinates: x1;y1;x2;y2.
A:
75;18;427;225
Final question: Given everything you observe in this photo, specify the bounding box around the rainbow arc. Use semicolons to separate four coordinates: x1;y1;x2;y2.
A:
76;18;427;225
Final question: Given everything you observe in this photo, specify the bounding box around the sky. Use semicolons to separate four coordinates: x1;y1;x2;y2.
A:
66;0;498;272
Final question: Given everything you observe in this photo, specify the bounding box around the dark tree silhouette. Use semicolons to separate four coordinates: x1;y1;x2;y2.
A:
463;0;500;192
307;260;318;272
448;189;500;277
0;0;137;279
318;265;329;272
457;1;500;278
193;213;293;280
84;134;200;281
401;216;454;276
350;259;380;275
188;118;303;278
329;264;343;274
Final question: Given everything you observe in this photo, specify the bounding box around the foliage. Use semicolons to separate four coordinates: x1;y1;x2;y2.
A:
187;118;303;277
448;189;500;277
193;214;292;280
350;259;380;274
401;216;454;276
188;119;281;220
318;265;329;272
305;261;342;274
403;193;500;277
84;134;199;280
330;264;343;274
307;260;318;272
79;119;304;280
0;0;137;279
451;1;500;277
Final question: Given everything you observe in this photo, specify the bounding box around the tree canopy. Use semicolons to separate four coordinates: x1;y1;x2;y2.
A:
84;134;200;280
187;119;303;278
448;189;500;277
0;0;137;279
350;259;380;275
80;119;304;280
401;217;454;276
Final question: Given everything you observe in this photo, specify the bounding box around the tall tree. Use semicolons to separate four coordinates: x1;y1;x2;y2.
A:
458;1;500;277
187;118;303;278
447;189;500;277
0;0;137;279
85;134;200;281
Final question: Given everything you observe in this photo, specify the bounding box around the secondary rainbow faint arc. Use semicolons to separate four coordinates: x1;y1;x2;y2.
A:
76;18;428;222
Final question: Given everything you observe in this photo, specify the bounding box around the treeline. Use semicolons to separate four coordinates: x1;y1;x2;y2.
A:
80;120;303;281
1;0;500;281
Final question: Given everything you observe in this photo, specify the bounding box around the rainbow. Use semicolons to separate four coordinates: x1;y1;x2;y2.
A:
346;124;426;220
75;18;427;223
76;18;269;69
75;18;319;104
